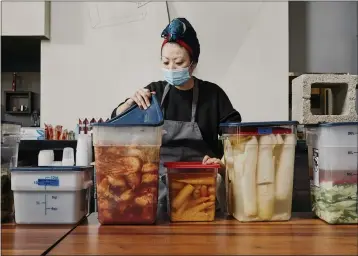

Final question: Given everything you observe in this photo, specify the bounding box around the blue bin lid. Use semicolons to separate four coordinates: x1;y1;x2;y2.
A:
319;122;358;127
220;121;299;128
10;166;93;172
304;124;319;127
92;95;164;127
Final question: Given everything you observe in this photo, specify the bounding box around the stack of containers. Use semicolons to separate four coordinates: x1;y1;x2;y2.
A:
1;121;21;168
10;166;93;224
92;96;164;224
164;162;219;222
219;121;298;222
307;122;358;224
1;121;21;222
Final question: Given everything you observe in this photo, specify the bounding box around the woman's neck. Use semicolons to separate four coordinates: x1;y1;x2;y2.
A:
175;77;195;91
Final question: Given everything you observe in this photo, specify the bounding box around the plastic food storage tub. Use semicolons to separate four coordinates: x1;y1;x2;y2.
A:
164;162;219;222
306;122;358;224
1;121;21;222
10;166;93;224
220;121;298;222
1;121;21;169
92;96;164;224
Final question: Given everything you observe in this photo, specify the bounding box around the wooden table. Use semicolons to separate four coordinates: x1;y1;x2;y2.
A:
48;213;358;255
1;222;78;256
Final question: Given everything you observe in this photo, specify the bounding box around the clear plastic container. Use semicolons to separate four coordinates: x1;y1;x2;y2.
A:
1;121;21;169
92;95;163;224
220;121;298;222
10;166;93;224
309;122;358;176
1;121;21;222
1;121;21;136
307;122;358;224
164;162;219;222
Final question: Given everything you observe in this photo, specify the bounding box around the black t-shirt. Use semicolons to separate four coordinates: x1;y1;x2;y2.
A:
111;77;242;158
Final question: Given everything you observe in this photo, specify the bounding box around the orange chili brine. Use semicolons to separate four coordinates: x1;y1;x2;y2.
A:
167;169;218;222
95;145;160;224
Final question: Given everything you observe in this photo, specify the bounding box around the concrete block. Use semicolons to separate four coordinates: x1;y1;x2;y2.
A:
292;74;358;124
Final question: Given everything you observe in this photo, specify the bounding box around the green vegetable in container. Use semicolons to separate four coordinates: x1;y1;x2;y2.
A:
311;182;358;224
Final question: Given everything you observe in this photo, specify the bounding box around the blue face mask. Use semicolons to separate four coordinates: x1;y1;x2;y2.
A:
162;66;191;86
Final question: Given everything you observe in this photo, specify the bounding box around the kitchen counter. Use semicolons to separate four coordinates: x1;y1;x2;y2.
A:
47;212;358;255
1;221;79;256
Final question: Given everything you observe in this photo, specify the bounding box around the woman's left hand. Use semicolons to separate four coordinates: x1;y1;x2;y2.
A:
202;155;225;174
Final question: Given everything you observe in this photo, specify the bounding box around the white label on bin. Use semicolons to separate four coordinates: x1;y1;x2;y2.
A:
313;148;319;187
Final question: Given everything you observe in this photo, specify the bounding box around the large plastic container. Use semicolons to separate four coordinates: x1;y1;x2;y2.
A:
10;166;93;224
220;121;298;222
307;122;358;224
92;96;164;224
164;162;219;222
1;121;21;222
1;121;21;169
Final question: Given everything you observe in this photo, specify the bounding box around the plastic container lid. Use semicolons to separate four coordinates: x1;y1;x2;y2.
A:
10;166;92;172
304;124;319;128
164;162;220;169
220;121;298;135
304;122;358;130
220;121;299;127
319;122;358;127
92;95;164;127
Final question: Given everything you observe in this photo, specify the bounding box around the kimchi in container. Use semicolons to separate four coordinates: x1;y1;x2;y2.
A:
92;96;164;224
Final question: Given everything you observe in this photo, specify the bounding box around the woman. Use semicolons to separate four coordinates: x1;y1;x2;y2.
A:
111;18;242;211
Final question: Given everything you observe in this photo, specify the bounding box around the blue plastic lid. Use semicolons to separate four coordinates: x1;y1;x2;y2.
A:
92;95;164;127
304;124;319;127
219;121;299;128
319;122;358;127
10;166;93;172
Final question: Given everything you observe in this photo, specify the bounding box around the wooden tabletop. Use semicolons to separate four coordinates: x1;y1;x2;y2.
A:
1;222;78;256
48;213;358;255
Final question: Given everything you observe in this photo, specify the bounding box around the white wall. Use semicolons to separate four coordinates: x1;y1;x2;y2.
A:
41;2;168;129
41;2;289;129
290;1;358;74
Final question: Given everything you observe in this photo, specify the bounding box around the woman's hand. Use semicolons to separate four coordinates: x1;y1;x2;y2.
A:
116;88;156;115
202;155;225;174
129;88;156;110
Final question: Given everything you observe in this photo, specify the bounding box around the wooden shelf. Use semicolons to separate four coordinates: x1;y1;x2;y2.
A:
4;91;33;115
5;111;31;115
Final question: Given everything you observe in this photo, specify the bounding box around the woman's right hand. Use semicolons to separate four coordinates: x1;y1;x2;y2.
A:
129;88;155;110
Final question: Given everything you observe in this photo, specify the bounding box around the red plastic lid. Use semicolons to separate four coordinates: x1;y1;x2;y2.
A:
224;127;293;135
164;162;220;169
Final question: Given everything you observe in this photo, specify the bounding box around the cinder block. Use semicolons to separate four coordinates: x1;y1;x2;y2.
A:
292;74;358;124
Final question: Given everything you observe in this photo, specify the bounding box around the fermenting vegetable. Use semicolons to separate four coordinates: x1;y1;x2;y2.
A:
95;145;160;224
225;132;296;222
168;172;217;222
311;182;357;224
